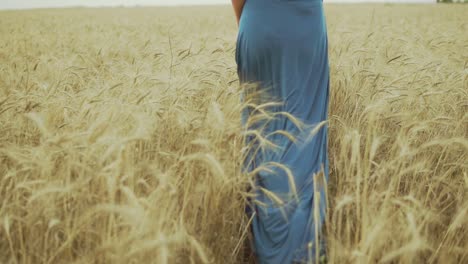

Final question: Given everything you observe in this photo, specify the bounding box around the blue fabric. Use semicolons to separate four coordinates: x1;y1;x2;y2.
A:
235;0;330;263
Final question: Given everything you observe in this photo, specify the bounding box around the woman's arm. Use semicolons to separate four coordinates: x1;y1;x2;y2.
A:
231;0;246;26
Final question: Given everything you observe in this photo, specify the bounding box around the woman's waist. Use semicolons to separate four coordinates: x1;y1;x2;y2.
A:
243;0;324;15
240;0;325;30
246;0;323;6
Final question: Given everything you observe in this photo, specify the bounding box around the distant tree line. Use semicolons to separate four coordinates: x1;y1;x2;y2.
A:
437;0;467;3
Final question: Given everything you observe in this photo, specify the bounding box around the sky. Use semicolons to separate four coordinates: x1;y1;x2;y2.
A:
0;0;437;10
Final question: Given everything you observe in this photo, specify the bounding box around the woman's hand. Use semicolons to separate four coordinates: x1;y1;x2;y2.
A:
231;0;246;26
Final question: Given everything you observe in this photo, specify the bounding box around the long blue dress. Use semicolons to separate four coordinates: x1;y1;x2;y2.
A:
235;0;330;263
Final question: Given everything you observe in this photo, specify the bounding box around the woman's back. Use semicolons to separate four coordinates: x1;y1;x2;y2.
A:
236;0;330;263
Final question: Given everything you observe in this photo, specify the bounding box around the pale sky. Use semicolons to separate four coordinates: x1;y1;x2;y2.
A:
0;0;225;9
0;0;437;10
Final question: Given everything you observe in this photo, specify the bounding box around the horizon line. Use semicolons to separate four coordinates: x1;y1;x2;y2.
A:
0;1;440;11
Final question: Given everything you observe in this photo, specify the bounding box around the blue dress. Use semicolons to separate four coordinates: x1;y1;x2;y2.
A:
235;0;330;263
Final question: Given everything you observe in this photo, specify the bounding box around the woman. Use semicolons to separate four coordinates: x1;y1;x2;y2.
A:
232;0;330;263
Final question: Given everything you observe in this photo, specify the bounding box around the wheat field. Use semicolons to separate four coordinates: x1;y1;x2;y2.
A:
0;4;467;264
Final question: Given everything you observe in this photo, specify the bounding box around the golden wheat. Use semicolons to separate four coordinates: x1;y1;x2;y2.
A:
0;4;467;264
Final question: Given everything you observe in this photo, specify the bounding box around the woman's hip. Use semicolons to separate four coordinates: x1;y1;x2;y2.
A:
239;0;326;41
